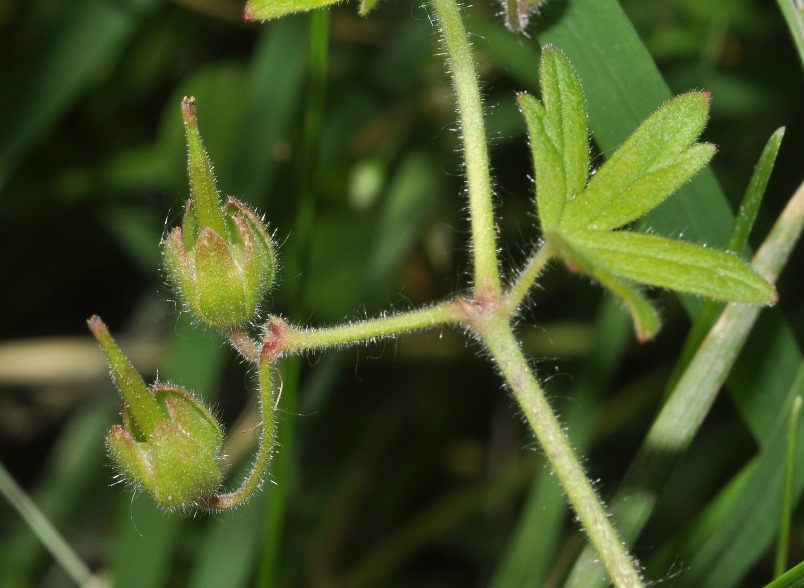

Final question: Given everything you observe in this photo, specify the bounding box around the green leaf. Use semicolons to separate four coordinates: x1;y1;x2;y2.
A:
567;230;776;304
518;45;588;230
562;92;713;232
519;46;773;341
0;0;161;190
727;127;786;253
775;0;804;69
539;46;589;205
245;0;341;21
518;94;563;228
359;0;380;16
548;230;660;341
668;127;785;391
766;558;804;588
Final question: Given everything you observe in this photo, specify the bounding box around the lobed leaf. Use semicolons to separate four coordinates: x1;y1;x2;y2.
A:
518;93;564;228
547;230;660;340
562;92;712;232
539;46;589;205
567;230;776;304
245;0;342;21
519;45;588;230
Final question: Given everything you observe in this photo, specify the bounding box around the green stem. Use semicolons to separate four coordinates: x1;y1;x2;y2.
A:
226;329;261;362
475;314;644;587
430;0;500;296
202;348;276;510
565;179;804;586
503;241;554;314
257;11;329;585
274;301;463;355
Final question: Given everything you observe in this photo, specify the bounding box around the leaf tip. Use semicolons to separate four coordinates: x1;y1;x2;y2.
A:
635;329;654;344
771;290;779;305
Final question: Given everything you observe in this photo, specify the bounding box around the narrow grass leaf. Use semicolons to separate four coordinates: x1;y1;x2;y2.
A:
775;396;802;577
775;0;804;68
727;127;786;253
0;404;109;585
765;558;804;588
653;362;804;587
667;127;785;391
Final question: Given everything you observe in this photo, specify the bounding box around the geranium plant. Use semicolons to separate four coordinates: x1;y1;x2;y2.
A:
78;1;804;586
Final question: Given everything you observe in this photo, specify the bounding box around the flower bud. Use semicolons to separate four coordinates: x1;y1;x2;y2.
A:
163;97;276;329
88;316;223;510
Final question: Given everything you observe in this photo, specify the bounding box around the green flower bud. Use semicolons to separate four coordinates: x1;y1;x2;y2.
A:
88;316;223;510
163;97;276;329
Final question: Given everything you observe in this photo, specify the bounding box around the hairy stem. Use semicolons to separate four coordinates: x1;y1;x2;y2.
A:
430;0;500;296
475;314;644;587
503;240;554;314
565;180;804;586
202;345;276;510
226;329;261;361
268;301;464;356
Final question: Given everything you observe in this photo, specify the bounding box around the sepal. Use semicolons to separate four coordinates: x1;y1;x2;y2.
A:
89;317;224;510
164;99;277;330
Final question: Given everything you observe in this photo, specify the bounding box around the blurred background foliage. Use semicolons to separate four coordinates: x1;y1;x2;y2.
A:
0;0;801;586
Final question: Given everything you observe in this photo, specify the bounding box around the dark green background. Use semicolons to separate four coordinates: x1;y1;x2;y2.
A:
0;0;801;586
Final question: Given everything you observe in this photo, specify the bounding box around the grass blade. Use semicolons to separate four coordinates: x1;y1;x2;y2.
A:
534;0;801;450
765;558;804;588
649;360;804;586
0;460;95;587
775;0;804;68
569;179;804;585
667;127;786;390
0;0;160;189
776;396;802;577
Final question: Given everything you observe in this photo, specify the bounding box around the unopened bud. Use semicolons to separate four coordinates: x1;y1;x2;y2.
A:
163;98;276;329
89;316;224;509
